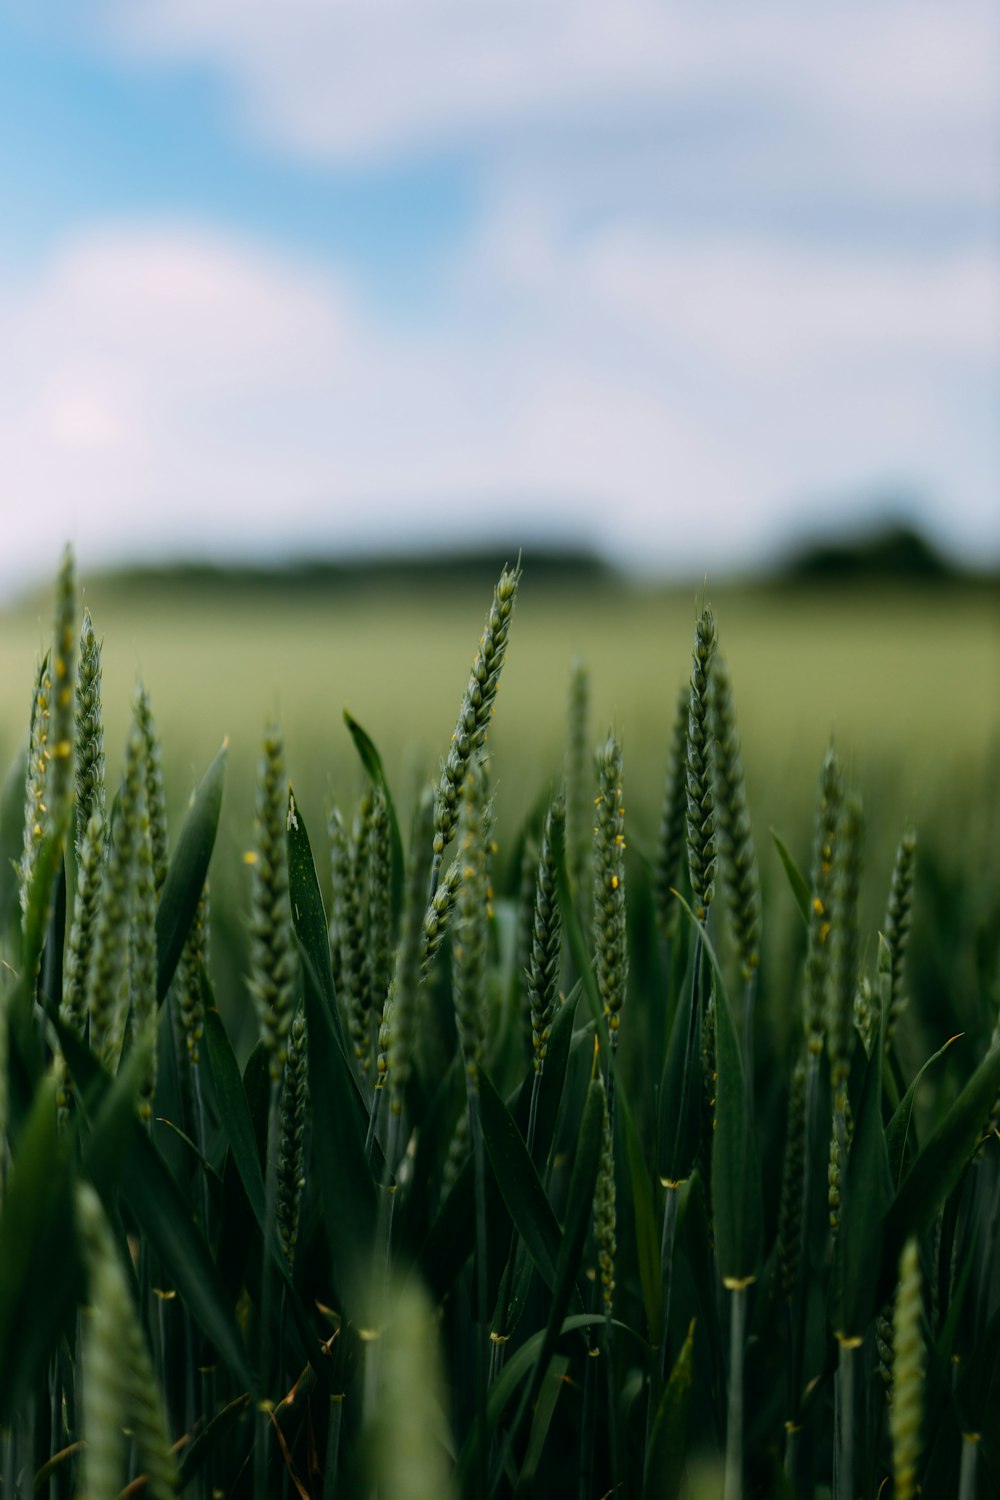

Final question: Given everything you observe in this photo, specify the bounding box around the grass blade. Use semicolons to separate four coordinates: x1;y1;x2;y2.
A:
156;741;226;1002
0;1074;77;1423
202;1003;267;1226
301;940;377;1313
484;1079;605;1498
477;1063;562;1293
342;710;404;915
885;1032;964;1188
286;790;348;1056
769;828;811;927
58;1023;254;1391
882;1040;1000;1298
644;1319;696;1500
831;1047;892;1341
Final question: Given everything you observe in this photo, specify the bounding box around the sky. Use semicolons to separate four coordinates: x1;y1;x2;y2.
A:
0;1;998;595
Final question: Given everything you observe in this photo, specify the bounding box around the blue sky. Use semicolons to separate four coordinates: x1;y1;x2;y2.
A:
0;1;997;593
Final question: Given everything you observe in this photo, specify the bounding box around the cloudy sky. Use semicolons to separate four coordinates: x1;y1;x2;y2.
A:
0;1;997;593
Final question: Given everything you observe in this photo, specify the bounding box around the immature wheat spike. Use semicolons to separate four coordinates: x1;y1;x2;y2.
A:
421;857;462;981
77;1183;178;1500
87;724;145;1073
47;546;77;822
367;783;393;1022
777;1056;807;1302
594;735;627;1041
131;782;159;1117
376;986;393;1093
451;765;489;1088
388;791;435;1113
654;683;689;940
342;793;374;1074
802;744;844;1059
517;832;539;1049
827;791;864;1112
277;1006;309;1270
528;799;564;1074
177;883;209;1065
883;827;917;1048
135;683;169;892
327;800;348;996
61;809;105;1035
828;1124;843;1231
20;653;51;915
594;1079;617;1316
711;655;760;981
441;1104;471;1200
686;608;718;921
248;724;295;1082
891;1238;923;1500
432;560;521;872
75;608;106;856
853;975;876;1057
565;657;593;942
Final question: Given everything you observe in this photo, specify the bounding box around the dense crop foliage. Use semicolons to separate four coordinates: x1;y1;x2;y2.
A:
0;550;998;1498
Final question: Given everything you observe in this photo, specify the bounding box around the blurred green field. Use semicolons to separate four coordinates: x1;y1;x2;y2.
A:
2;569;996;835
2;564;998;1052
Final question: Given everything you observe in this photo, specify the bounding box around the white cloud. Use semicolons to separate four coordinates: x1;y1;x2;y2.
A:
0;218;996;597
101;0;999;202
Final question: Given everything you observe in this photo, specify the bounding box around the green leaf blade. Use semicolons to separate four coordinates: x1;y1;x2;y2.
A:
156;741;226;1002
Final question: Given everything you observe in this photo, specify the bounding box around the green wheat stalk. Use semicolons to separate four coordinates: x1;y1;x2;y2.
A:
451;762;490;1497
277;1006;309;1271
86;724;144;1073
75;607;106;857
248;724;295;1083
130;778;159;1119
19;653;51;918
565;657;593;945
46;547;77;827
135;683;169;893
526;796;565;1151
386;790;435;1160
248;723;295;1499
653;683;689;941
431;560;521;887
516;830;539;1056
891;1238;923;1500
77;1182;177;1500
367;782;393;1037
594;734;627;1056
828;790;864;1228
883;826;917;1050
711;653;761;1085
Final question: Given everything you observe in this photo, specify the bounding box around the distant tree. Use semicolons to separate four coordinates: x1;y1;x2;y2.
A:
782;521;957;584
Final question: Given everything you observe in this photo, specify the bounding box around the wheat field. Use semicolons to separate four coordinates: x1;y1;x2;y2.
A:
0;552;998;1498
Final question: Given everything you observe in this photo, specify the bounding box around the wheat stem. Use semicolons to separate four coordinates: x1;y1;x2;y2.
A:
724;1285;747;1500
958;1434;979;1500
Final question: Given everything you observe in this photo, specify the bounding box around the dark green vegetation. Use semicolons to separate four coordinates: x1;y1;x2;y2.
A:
0;549;998;1498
